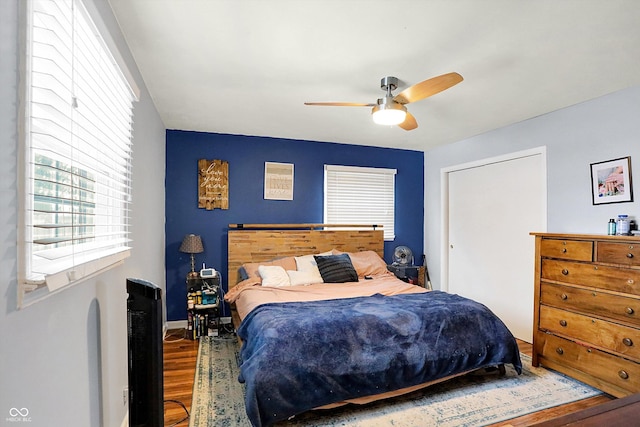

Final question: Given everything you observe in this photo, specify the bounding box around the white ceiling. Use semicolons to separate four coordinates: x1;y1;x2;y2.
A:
108;0;640;151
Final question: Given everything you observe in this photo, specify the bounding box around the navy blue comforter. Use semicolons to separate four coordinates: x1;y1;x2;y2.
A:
237;291;522;427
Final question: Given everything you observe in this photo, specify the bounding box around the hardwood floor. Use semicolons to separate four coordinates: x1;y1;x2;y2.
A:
162;331;614;427
163;329;200;427
485;340;612;427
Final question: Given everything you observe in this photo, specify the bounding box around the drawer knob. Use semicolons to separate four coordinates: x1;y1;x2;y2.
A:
629;279;635;285
559;319;567;327
561;293;568;300
623;338;633;347
561;269;569;275
562;248;567;253
626;307;635;315
556;347;564;355
619;370;629;380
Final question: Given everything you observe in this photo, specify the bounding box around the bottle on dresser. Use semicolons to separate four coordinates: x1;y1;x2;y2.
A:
616;215;630;235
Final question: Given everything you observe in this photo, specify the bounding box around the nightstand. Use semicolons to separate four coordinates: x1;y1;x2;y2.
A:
387;265;426;287
186;275;220;339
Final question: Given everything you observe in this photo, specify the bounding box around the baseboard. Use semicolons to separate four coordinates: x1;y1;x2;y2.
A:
166;319;187;330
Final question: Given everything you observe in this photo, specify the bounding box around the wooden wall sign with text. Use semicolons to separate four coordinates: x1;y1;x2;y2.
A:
198;159;229;210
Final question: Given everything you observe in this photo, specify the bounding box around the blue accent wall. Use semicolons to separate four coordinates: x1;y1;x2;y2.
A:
165;130;424;321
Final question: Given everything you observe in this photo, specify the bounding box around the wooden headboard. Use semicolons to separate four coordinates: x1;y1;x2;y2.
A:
227;224;384;288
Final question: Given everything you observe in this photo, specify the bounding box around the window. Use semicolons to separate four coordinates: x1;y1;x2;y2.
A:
324;165;396;240
19;0;137;306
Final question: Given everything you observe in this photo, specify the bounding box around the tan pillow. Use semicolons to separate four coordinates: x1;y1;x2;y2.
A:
342;250;389;277
242;257;297;279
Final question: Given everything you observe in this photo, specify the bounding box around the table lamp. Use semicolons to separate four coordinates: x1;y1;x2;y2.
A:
179;234;204;279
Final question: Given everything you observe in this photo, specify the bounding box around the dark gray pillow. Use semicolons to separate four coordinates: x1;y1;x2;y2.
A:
238;266;249;281
314;254;358;283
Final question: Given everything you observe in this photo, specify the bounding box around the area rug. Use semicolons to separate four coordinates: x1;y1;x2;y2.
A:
189;337;602;427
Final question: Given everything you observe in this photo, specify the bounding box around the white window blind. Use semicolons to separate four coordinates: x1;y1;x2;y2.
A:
324;165;396;240
20;0;136;301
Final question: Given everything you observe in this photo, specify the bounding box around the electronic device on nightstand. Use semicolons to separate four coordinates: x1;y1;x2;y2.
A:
200;266;218;279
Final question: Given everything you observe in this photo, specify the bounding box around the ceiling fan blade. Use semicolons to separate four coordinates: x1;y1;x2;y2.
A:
304;102;375;107
398;111;418;131
393;72;463;105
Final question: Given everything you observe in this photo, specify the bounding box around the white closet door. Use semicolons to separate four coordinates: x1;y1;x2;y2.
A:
447;152;545;342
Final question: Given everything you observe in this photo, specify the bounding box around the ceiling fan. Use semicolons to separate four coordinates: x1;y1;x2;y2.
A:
304;72;463;131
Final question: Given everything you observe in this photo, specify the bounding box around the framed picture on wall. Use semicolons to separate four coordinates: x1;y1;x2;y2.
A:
264;162;294;200
590;156;633;205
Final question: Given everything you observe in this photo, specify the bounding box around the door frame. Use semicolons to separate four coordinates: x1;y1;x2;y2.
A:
439;146;548;292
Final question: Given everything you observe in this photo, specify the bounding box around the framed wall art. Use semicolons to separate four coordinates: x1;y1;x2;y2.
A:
198;159;229;210
590;156;633;205
264;162;294;200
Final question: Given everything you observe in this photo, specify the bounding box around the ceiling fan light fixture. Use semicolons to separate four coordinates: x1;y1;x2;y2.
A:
305;72;462;131
371;100;407;126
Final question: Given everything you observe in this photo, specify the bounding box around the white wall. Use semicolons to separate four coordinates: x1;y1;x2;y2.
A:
424;85;640;290
0;1;166;426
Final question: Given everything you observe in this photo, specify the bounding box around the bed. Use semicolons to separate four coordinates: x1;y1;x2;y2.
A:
225;224;522;427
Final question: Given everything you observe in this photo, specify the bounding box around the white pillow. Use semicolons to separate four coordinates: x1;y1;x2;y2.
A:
258;265;291;287
287;269;324;286
294;254;325;283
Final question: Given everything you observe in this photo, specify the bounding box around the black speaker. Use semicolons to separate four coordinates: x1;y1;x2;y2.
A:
126;278;164;427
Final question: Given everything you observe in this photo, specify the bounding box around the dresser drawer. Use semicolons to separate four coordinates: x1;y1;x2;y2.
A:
541;259;640;296
540;238;593;261
540;282;640;327
536;332;640;395
539;305;640;361
597;241;640;267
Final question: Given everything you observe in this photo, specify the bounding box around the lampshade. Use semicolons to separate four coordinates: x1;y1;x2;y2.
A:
371;100;407;126
179;234;204;254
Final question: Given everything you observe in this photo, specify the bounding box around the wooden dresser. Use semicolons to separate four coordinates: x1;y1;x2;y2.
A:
531;232;640;397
